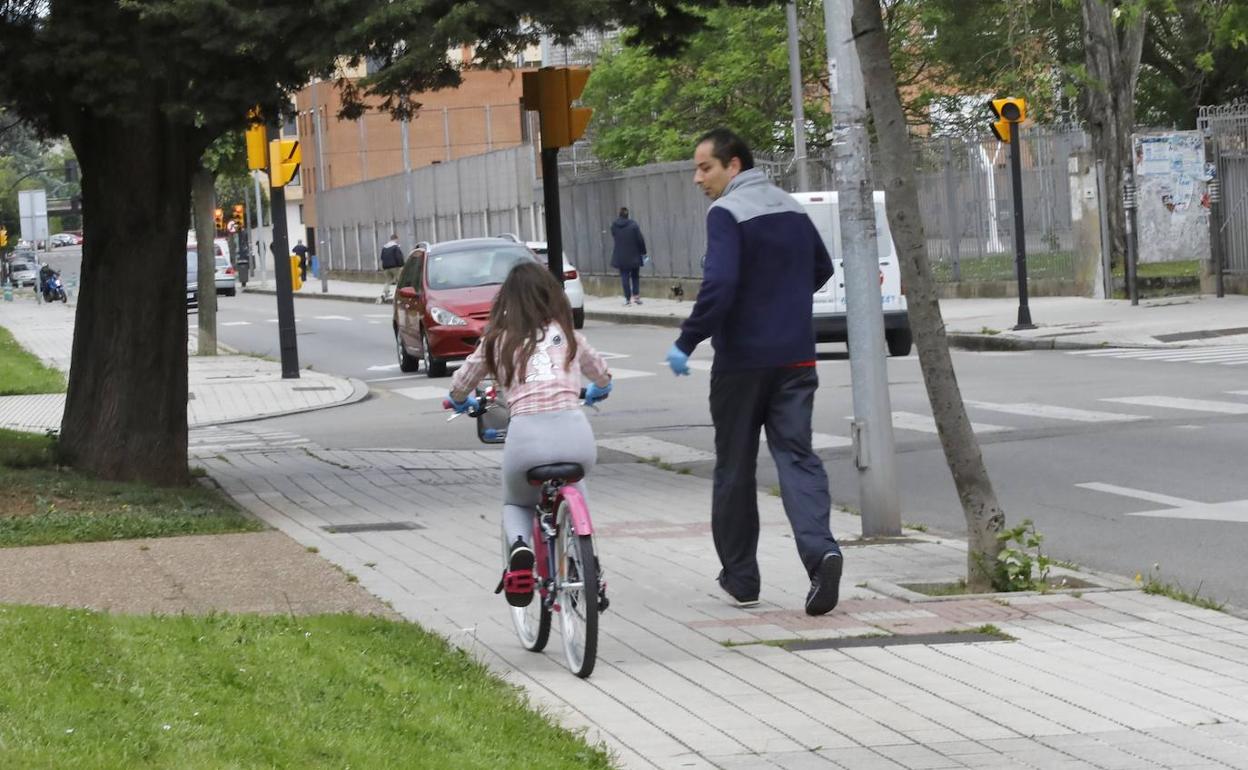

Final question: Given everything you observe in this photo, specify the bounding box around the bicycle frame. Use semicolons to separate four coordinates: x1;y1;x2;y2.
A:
532;482;593;603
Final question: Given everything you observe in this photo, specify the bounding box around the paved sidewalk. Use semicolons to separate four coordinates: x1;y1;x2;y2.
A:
0;298;367;433
200;440;1248;770
251;276;1248;350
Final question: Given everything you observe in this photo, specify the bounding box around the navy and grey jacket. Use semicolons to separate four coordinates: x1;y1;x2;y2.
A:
675;168;833;371
610;216;647;270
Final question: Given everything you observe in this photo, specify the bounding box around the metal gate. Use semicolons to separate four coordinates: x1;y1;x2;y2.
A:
1200;102;1248;273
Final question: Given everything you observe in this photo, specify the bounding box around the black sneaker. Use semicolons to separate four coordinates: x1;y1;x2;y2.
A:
717;573;759;609
805;551;843;616
494;537;536;607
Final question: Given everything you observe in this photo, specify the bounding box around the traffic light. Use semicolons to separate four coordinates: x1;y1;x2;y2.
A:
0;227;7;248
231;204;245;230
213;208;224;231
521;67;593;149
290;254;303;291
245;107;268;171
988;97;1026;143
269;139;301;187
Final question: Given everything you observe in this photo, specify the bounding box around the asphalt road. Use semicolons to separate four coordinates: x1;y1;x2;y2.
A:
212;290;1248;612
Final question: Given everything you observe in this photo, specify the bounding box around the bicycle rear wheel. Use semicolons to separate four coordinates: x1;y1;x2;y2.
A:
505;524;550;652
555;499;598;678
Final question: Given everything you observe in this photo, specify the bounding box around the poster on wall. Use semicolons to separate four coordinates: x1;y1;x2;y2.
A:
1132;131;1210;264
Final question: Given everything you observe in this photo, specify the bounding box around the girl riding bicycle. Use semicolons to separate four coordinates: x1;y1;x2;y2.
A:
447;261;613;608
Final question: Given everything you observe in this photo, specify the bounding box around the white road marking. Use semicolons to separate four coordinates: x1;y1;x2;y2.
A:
1076;482;1248;524
596;436;715;464
605;367;655;381
314;315;353;321
367;364;400;372
394;386;453;401
964;400;1147;423
221;321;251;326
365;375;425;383
890;411;1012;435
1101;395;1248;415
364;313;392;319
762;431;852;450
598;351;631;360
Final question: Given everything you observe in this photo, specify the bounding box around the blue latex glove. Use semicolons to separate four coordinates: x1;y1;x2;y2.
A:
448;393;479;414
585;380;612;406
666;344;691;376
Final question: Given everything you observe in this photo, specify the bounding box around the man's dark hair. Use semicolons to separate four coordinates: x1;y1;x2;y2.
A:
619;207;629;217
696;128;754;171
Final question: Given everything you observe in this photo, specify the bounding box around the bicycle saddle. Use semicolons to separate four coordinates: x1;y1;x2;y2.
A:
526;463;584;483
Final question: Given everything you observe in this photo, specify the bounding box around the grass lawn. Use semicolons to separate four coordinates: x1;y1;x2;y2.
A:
0;324;66;395
0;606;615;769
1112;258;1200;279
0;429;262;547
932;251;1076;283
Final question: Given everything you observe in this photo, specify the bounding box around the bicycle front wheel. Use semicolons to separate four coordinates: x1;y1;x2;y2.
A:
505;525;550;652
555;500;598;678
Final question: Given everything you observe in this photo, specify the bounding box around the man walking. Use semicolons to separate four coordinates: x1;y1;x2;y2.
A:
610;207;647;306
378;233;403;303
666;128;843;616
292;239;309;282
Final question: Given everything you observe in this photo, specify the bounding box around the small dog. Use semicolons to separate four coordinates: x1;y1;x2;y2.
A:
670;283;685;301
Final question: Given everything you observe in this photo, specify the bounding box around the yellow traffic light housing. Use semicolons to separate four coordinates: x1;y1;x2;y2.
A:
245;108;268;171
290;254;303;291
0;226;8;248
213;208;225;230
231;204;245;230
269;139;301;187
988;98;1026;143
521;67;593;149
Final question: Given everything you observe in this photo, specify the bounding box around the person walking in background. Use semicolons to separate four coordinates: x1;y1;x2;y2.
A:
378;234;403;303
292;239;309;282
610;207;647;306
665;127;843;617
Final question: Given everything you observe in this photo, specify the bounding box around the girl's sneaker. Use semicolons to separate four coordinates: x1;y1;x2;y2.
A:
495;537;536;607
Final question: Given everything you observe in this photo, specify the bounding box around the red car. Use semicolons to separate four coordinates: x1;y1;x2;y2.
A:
393;238;538;377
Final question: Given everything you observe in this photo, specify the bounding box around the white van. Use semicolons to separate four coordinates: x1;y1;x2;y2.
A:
791;190;911;357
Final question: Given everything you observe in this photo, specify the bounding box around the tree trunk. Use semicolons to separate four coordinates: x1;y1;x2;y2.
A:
852;0;1006;591
193;166;218;356
58;112;196;485
1081;0;1147;271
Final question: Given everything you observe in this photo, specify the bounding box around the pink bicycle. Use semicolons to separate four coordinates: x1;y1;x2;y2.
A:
445;386;608;678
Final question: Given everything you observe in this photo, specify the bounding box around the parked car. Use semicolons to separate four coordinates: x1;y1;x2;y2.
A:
186;250;198;310
8;259;38;287
391;237;540;377
214;254;237;296
524;241;585;329
50;233;77;248
791;190;912;357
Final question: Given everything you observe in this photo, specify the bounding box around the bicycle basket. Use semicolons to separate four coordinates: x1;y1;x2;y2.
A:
475;384;510;444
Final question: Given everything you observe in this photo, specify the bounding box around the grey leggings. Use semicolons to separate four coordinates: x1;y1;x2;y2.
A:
500;409;597;549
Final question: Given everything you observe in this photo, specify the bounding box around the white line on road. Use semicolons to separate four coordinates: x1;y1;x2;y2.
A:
890;411;1012;435
964;400;1147;423
605;367;655;380
221;321;251;326
761;431;852;450
596;436;715;464
367;364;400;371
364;314;392;319
1101;395;1248;415
1076;482;1248;524
393;386;453;401
313;315;353;321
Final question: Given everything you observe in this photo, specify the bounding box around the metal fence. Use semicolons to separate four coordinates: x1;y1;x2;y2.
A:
1200;102;1248;274
764;128;1089;282
317;146;541;271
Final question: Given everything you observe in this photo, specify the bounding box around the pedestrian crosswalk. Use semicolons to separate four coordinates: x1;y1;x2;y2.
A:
189;426;310;457
1070;346;1248;366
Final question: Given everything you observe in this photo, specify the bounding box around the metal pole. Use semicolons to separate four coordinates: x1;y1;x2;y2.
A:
1095;160;1113;299
1204;138;1225;298
785;2;809;191
825;0;899;536
267;120;300;379
1009;124;1035;329
540;148;565;284
1123;166;1140;306
313;81;329;293
943;136;961;282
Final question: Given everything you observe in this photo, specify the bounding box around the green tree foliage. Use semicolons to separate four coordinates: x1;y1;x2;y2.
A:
582;1;831;166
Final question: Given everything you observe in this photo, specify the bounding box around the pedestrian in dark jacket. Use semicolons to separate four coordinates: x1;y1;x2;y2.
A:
610;207;647;306
666;127;843;617
379;234;403;303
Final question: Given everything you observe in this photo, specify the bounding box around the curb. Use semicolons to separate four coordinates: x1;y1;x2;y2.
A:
193;376;371;428
584;308;686;328
246;288;390;306
945;333;1110;352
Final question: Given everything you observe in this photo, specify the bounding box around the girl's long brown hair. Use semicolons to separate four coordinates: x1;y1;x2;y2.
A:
482;261;579;387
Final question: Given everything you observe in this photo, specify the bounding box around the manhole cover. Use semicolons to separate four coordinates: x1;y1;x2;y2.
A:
322;521;424;534
780;631;1009;651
